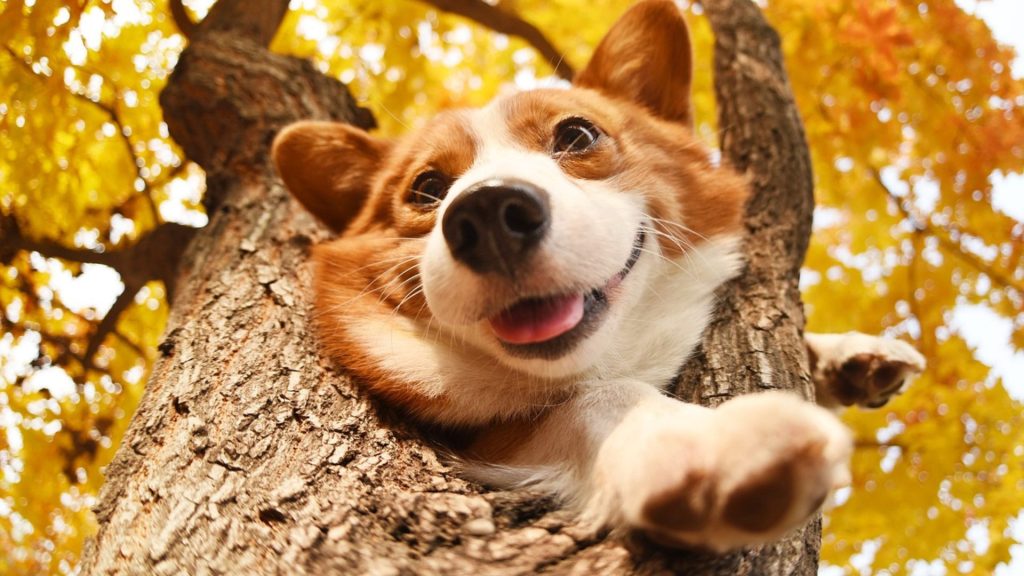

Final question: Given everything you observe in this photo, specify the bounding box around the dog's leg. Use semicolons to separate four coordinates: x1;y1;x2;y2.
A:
467;381;851;551
806;332;926;409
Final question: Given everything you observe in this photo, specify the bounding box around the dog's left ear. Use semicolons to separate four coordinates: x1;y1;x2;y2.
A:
272;121;390;233
575;0;693;126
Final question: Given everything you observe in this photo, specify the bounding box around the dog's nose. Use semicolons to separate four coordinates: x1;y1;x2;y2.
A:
442;179;550;276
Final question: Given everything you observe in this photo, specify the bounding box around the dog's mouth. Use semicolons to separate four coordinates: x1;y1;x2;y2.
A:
488;228;645;359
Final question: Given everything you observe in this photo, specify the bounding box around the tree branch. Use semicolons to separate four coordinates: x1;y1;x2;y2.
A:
112;328;149;359
197;0;290;47
107;89;161;221
868;167;1024;295
0;213;125;269
1;213;196;300
4;272;97;383
169;0;197;39
810;79;1021;296
82;282;144;370
2;44;161;222
3;250;151;383
417;0;575;80
675;0;822;571
3;218;179;341
854;439;908;451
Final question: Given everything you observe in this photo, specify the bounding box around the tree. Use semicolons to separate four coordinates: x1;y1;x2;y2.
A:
2;0;1022;574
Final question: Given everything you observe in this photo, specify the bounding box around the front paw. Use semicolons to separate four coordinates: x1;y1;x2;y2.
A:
814;332;926;408
635;393;852;551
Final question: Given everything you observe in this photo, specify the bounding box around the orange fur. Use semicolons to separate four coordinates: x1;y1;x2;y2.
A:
290;112;481;419
271;121;390;232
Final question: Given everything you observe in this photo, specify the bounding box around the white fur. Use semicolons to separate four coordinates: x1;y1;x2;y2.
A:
460;381;852;552
354;233;743;426
592;390;852;551
806;332;925;372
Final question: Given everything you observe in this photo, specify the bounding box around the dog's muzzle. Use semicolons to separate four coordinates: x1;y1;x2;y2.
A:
441;178;550;277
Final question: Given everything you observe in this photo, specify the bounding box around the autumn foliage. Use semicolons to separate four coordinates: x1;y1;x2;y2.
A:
1;0;1022;574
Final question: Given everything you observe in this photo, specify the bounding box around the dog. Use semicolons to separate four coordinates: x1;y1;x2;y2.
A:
271;0;925;551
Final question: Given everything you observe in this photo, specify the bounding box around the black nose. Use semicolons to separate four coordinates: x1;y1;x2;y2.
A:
442;179;550;276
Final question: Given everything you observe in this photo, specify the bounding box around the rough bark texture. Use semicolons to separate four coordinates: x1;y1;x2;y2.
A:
80;0;818;574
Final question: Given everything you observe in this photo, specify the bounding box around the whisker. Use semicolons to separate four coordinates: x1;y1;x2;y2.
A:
640;219;713;272
375;98;412;131
342;253;422;275
641;225;688;253
321;257;421;312
553;131;589;161
348;255;419;303
635;246;696;279
376;271;422;307
643;214;712;244
391;285;425;317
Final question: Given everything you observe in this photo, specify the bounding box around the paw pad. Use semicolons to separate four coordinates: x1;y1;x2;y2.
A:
641;470;715;532
720;441;828;534
833;353;916;408
809;332;926;409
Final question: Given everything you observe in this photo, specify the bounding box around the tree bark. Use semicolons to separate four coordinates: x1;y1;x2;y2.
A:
80;0;817;574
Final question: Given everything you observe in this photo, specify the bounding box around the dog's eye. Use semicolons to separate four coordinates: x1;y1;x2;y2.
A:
553;117;601;154
409;171;450;206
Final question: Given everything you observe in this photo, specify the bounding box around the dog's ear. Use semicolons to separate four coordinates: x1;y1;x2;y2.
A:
575;0;693;126
272;121;390;233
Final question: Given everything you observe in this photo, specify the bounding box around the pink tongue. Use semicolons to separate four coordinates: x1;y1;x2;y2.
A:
489;294;585;344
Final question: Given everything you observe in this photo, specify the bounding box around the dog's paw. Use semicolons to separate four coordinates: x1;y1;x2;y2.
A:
634;392;852;551
809;332;926;408
640;466;716;535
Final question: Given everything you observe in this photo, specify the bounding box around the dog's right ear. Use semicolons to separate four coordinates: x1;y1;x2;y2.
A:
272;121;389;233
575;0;694;126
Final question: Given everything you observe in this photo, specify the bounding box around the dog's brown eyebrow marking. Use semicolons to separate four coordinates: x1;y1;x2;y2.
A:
348;110;480;234
416;110;479;179
499;93;560;152
494;90;622;181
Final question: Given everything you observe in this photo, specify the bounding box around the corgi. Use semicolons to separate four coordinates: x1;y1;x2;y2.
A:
271;0;925;551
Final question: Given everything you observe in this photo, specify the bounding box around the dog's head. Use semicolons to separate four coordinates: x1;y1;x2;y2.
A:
273;0;749;408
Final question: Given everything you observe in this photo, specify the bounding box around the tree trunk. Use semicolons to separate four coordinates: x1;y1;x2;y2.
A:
79;0;817;574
